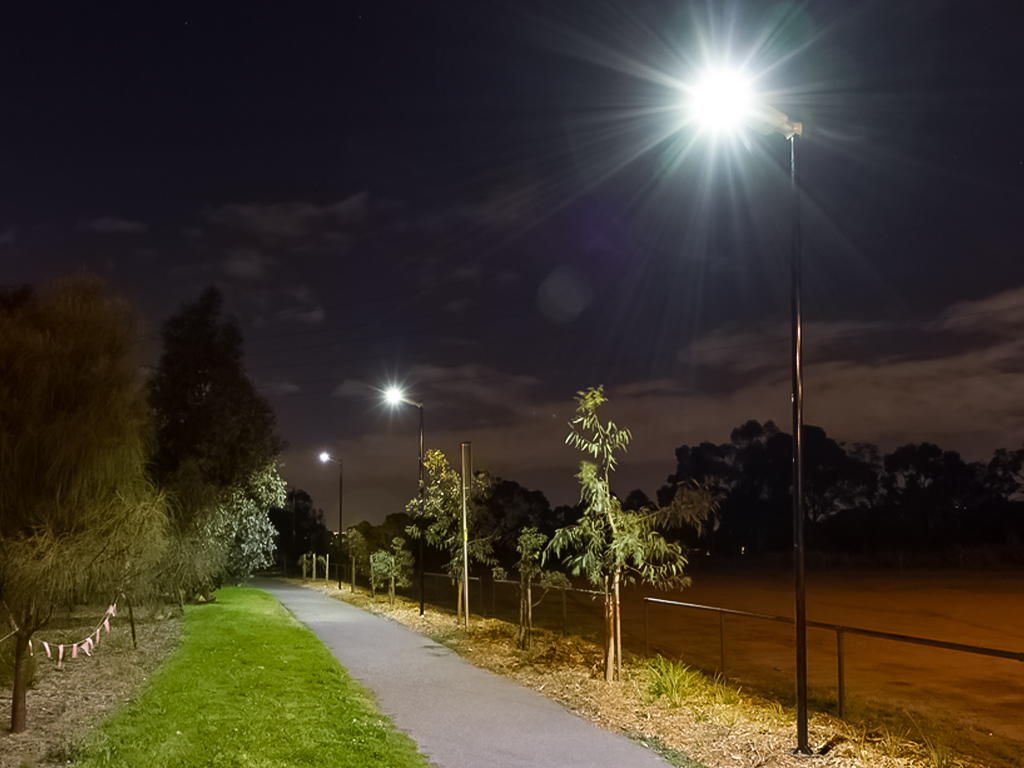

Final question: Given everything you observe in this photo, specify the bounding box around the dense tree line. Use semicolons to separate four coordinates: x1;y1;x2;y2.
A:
340;418;1024;602
658;419;1024;556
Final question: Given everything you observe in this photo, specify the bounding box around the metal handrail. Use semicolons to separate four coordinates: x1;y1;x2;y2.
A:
643;596;1024;718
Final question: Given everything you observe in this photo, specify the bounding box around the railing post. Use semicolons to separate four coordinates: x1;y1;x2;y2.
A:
562;588;568;637
719;611;726;677
644;599;649;659
837;627;846;719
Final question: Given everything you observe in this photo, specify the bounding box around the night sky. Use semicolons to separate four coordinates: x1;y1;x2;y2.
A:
3;1;1023;528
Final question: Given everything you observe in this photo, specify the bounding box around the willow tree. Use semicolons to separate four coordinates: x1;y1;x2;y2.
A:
0;278;168;732
548;387;716;682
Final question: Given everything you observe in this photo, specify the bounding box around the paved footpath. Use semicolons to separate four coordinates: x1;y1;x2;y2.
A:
255;578;671;768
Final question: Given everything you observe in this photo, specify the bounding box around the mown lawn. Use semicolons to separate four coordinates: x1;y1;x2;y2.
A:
75;586;428;768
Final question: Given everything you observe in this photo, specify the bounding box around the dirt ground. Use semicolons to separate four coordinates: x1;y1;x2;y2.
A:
0;606;182;768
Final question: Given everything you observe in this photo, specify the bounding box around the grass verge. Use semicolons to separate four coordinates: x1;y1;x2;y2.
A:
72;586;429;768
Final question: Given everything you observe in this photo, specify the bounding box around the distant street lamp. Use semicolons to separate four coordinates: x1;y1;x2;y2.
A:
385;387;426;616
319;452;344;589
687;66;809;754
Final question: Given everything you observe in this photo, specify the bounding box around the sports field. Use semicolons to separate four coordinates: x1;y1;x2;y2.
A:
473;568;1024;766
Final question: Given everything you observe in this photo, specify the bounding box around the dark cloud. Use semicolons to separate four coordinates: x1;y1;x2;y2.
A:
222;247;273;281
202;194;368;253
76;216;147;234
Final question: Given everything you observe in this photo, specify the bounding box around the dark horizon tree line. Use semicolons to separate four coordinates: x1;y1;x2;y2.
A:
306;418;1024;571
655;419;1024;556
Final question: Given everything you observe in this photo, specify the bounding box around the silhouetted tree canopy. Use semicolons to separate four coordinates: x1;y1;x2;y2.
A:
662;419;1023;556
149;287;284;597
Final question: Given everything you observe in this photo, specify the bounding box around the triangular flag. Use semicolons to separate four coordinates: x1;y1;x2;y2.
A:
43;641;51;658
58;644;64;668
72;644;78;659
104;618;110;633
28;640;33;657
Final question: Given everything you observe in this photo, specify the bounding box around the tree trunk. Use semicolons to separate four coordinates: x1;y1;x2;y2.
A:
613;571;622;682
526;578;533;650
518;574;526;649
603;578;614;682
389;576;395;606
10;628;32;733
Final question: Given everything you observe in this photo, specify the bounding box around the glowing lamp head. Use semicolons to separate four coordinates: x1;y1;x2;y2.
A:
319;451;331;463
385;387;404;405
690;68;755;135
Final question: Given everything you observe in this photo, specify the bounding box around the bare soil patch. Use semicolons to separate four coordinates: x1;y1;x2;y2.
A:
0;607;182;768
304;580;986;768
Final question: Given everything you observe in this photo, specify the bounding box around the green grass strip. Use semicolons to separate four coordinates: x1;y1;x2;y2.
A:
75;586;429;768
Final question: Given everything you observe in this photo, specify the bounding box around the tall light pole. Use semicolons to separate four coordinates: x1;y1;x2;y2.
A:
689;67;809;754
386;386;426;616
461;441;472;631
319;452;344;589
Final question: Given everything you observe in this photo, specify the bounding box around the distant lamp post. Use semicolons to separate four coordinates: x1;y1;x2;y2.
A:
319;452;343;589
687;65;809;754
385;387;426;616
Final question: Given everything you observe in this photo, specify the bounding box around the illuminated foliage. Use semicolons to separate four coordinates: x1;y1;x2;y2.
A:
548;387;715;682
0;277;168;733
370;538;413;606
406;449;495;620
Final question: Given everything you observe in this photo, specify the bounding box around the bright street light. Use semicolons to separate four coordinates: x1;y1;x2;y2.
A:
385;387;427;616
319;452;343;589
690;68;754;135
385;386;419;408
687;65;808;754
687;67;801;139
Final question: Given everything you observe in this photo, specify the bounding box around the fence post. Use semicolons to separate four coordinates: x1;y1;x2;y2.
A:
719;611;726;677
644;599;649;659
562;588;567;637
837;627;846;719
